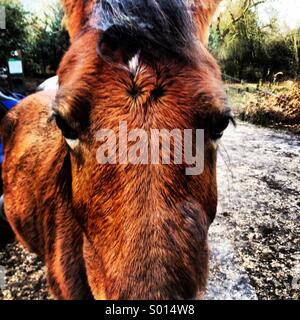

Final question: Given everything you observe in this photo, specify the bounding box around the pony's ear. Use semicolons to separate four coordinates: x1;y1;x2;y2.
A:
97;27;140;64
193;0;222;44
61;0;94;41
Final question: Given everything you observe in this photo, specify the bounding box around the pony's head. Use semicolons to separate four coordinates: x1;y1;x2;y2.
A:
55;0;230;299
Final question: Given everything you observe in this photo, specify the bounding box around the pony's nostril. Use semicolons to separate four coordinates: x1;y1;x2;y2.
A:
127;84;142;99
150;86;165;100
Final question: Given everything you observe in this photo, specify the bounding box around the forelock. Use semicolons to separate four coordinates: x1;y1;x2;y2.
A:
92;0;200;63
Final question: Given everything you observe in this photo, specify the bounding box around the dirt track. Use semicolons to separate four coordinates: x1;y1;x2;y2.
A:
0;121;299;300
207;122;300;300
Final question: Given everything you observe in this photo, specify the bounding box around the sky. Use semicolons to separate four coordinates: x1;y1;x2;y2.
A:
21;0;57;15
20;0;300;30
258;0;300;30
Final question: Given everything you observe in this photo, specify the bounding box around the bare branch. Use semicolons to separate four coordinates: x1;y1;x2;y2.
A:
217;0;266;42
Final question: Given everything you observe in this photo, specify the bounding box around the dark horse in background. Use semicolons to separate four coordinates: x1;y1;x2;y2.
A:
0;0;233;300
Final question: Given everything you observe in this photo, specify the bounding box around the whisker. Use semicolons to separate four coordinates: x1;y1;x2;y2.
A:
218;142;234;201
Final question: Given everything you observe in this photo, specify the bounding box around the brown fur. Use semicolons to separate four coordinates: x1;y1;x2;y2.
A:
193;0;222;44
1;1;227;300
61;0;96;41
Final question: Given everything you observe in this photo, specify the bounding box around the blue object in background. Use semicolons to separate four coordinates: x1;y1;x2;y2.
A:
0;90;24;164
0;91;24;110
0;143;3;164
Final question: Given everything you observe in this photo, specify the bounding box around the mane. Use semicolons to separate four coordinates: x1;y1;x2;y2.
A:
92;0;200;64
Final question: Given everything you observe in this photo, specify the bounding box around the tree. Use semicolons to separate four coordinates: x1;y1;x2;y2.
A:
264;29;300;79
0;0;69;77
0;0;29;66
23;2;69;75
215;0;266;43
0;0;31;90
209;0;300;82
210;0;268;81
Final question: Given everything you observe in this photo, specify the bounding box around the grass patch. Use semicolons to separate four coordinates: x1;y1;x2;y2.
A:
226;82;300;134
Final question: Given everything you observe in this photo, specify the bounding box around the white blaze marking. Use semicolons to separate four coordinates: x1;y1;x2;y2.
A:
65;139;79;150
128;54;140;76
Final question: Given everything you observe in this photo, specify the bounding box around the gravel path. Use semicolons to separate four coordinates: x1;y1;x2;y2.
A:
0;122;299;300
207;122;300;300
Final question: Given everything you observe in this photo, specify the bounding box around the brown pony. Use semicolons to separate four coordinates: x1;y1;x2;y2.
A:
1;0;231;300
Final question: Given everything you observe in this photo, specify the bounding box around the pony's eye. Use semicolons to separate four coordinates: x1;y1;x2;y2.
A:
210;110;235;140
54;114;79;140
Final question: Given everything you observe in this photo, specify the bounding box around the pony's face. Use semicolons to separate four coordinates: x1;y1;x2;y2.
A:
53;0;230;299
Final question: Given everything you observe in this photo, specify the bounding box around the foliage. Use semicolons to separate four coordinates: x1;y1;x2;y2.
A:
264;31;300;80
0;0;69;76
239;83;300;133
23;2;69;75
210;0;300;82
1;0;299;80
0;0;29;66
